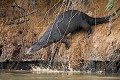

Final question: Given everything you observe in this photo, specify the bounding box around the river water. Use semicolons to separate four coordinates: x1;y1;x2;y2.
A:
0;70;120;80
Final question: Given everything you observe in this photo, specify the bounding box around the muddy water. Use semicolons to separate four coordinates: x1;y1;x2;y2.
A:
0;70;120;80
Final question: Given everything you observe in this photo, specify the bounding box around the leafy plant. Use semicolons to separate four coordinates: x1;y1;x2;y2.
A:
105;0;118;16
105;0;114;11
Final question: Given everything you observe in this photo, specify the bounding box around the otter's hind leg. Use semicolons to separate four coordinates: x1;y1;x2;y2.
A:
80;21;92;39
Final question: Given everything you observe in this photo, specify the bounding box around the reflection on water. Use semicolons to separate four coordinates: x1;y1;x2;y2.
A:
0;70;120;80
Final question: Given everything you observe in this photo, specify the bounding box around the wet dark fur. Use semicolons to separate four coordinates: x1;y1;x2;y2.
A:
27;7;120;53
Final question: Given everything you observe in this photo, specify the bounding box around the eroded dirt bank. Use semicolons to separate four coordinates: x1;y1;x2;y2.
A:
0;0;120;72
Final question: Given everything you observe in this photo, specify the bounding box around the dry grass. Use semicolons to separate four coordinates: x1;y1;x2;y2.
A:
0;0;120;70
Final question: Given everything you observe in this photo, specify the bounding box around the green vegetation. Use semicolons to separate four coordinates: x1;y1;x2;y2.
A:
105;0;115;11
105;0;118;16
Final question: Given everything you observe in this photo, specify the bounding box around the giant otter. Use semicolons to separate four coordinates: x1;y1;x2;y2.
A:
27;7;120;53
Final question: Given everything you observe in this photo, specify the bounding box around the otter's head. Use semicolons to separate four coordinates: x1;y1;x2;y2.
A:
27;42;43;54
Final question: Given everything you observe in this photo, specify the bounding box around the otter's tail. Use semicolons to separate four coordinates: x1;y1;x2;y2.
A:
89;7;120;25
